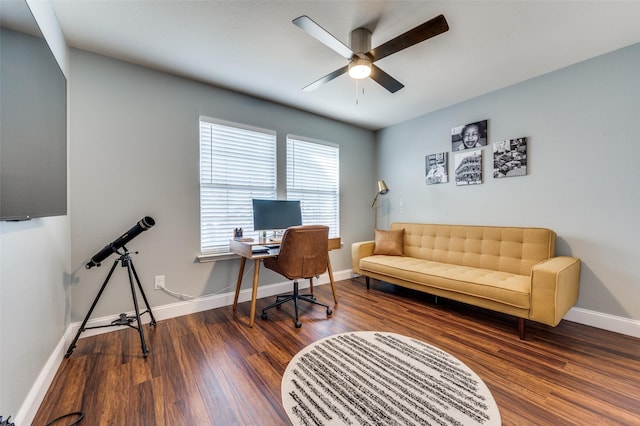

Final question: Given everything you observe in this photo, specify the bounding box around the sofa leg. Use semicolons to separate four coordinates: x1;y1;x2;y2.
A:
518;318;526;340
365;276;370;290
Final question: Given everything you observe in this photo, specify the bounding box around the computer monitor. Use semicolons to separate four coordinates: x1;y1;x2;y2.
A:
252;199;302;232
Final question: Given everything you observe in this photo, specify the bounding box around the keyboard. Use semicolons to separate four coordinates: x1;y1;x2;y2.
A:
251;245;270;253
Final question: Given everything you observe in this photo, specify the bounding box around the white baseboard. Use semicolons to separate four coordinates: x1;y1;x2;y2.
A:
67;271;639;341
17;269;639;424
16;326;73;426
564;307;640;339
67;268;353;338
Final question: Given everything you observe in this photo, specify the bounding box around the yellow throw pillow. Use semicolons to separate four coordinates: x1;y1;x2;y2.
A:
373;228;404;256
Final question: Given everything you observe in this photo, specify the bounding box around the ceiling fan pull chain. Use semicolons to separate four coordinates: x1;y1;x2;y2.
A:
354;80;367;105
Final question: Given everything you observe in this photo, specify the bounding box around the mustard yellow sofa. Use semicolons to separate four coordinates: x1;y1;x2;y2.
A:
351;223;581;338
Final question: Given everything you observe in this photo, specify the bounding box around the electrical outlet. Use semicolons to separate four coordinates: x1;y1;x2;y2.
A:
154;275;165;290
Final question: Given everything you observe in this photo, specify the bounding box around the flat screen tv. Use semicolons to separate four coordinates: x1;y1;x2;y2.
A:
252;199;302;231
1;0;67;221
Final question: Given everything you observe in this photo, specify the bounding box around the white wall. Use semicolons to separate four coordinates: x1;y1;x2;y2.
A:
376;42;640;323
68;49;376;322
0;0;70;421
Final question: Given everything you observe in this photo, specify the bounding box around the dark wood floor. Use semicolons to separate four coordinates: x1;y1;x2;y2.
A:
34;278;640;425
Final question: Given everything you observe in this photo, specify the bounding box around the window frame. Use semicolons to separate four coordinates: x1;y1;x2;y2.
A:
199;116;277;255
286;134;340;238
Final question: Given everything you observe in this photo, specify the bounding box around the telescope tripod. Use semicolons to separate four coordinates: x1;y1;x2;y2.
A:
65;248;157;358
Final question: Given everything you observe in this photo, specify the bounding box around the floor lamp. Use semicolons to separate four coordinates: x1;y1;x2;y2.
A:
371;180;389;229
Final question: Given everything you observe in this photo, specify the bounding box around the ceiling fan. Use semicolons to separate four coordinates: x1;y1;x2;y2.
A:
293;14;449;93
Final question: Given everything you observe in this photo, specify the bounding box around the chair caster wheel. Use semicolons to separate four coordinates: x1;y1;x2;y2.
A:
295;321;302;328
261;312;268;320
327;308;333;316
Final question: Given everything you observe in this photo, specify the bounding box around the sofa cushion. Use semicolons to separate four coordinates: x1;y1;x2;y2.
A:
359;255;531;309
373;228;404;256
391;222;556;276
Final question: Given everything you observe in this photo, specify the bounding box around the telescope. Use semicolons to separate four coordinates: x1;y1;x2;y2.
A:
68;216;158;358
85;216;155;269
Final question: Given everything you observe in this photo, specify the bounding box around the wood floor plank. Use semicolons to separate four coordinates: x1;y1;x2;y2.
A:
32;278;640;425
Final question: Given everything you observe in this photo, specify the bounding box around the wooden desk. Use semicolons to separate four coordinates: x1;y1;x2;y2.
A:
230;237;340;327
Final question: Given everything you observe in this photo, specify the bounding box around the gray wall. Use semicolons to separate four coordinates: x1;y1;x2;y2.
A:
376;42;640;322
68;49;376;321
0;0;70;420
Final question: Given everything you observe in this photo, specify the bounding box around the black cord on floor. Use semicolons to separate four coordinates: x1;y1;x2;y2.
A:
45;411;84;426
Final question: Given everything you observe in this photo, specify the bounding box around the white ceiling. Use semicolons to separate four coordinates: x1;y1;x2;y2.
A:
49;0;640;130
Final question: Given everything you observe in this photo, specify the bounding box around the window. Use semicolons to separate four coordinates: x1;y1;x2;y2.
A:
200;117;276;253
287;136;340;237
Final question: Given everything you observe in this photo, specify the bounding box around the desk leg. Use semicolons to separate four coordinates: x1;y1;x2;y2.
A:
327;256;338;304
249;259;261;327
233;257;246;311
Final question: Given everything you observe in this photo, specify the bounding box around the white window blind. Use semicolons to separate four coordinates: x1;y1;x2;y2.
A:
200;117;276;253
286;136;340;237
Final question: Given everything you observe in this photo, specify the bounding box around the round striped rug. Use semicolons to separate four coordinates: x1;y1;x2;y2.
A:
281;331;500;425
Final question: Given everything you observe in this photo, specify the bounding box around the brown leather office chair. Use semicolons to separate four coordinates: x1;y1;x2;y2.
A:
261;225;333;328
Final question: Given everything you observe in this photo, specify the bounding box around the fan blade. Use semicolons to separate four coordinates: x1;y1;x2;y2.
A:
369;64;404;93
293;15;354;59
302;65;349;91
369;14;449;62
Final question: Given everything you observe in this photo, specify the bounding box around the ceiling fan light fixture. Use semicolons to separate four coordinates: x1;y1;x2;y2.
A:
348;57;371;79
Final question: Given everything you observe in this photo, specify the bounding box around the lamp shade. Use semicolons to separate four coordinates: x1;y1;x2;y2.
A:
372;180;390;208
377;180;389;195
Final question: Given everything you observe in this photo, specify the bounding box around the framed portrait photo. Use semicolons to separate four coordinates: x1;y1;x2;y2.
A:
451;120;488;151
